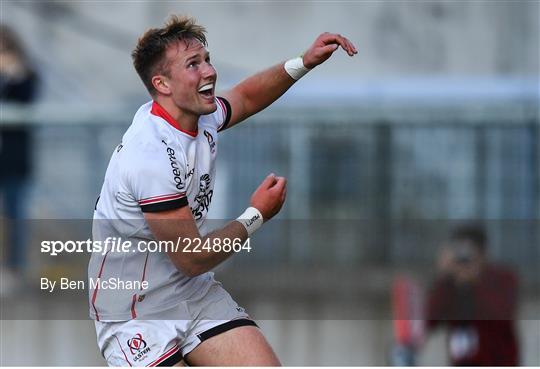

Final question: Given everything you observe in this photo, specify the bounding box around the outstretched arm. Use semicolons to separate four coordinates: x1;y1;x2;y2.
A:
221;33;357;129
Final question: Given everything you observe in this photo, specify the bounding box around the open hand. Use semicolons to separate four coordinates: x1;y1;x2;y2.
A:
302;32;358;69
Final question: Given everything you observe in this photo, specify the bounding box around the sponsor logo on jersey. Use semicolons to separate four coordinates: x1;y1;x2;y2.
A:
127;333;151;362
186;167;195;180
204;130;216;154
161;141;184;190
191;174;213;220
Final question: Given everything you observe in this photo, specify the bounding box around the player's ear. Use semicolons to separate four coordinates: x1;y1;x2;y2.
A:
152;75;171;95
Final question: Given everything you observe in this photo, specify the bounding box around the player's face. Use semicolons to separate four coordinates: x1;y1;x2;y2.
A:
163;39;217;117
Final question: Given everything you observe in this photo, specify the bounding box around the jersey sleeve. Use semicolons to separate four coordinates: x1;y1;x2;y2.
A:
126;143;189;213
215;96;232;132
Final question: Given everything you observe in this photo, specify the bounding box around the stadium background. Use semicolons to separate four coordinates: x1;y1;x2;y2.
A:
1;1;539;366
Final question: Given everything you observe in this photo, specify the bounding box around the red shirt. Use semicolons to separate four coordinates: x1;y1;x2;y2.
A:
426;264;519;366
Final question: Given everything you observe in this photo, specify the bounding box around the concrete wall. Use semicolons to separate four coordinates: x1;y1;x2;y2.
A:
1;305;539;365
1;1;538;103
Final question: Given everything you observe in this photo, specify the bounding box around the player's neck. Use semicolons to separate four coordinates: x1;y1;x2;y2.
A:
154;98;199;132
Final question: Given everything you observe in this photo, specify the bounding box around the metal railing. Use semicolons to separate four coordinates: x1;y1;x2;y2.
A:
1;101;539;282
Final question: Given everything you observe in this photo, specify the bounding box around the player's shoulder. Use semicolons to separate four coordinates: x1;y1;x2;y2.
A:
121;102;178;153
199;96;231;131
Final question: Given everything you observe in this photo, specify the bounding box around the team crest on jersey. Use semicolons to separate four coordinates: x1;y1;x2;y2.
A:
204;130;216;154
127;333;151;362
191;174;213;220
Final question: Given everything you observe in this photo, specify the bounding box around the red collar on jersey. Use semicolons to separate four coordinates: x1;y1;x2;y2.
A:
150;101;198;138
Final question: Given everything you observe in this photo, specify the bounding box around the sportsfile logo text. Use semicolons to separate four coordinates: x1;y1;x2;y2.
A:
40;237;252;256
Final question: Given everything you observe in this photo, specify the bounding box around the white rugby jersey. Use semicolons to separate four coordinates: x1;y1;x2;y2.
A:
88;97;231;321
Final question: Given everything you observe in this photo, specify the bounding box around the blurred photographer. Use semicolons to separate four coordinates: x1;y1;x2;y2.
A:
426;224;519;366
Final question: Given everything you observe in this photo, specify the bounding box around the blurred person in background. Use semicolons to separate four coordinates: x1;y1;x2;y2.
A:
426;224;519;365
0;24;39;295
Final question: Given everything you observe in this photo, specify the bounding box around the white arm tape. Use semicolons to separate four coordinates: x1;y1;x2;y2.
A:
284;57;311;80
236;207;264;236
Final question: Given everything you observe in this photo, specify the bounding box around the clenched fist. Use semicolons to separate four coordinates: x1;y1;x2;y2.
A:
250;173;287;221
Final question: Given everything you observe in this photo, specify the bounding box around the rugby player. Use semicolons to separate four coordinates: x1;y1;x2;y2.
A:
89;15;356;366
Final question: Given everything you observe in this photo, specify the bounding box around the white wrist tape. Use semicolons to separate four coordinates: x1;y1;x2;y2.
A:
236;207;264;236
284;56;311;80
